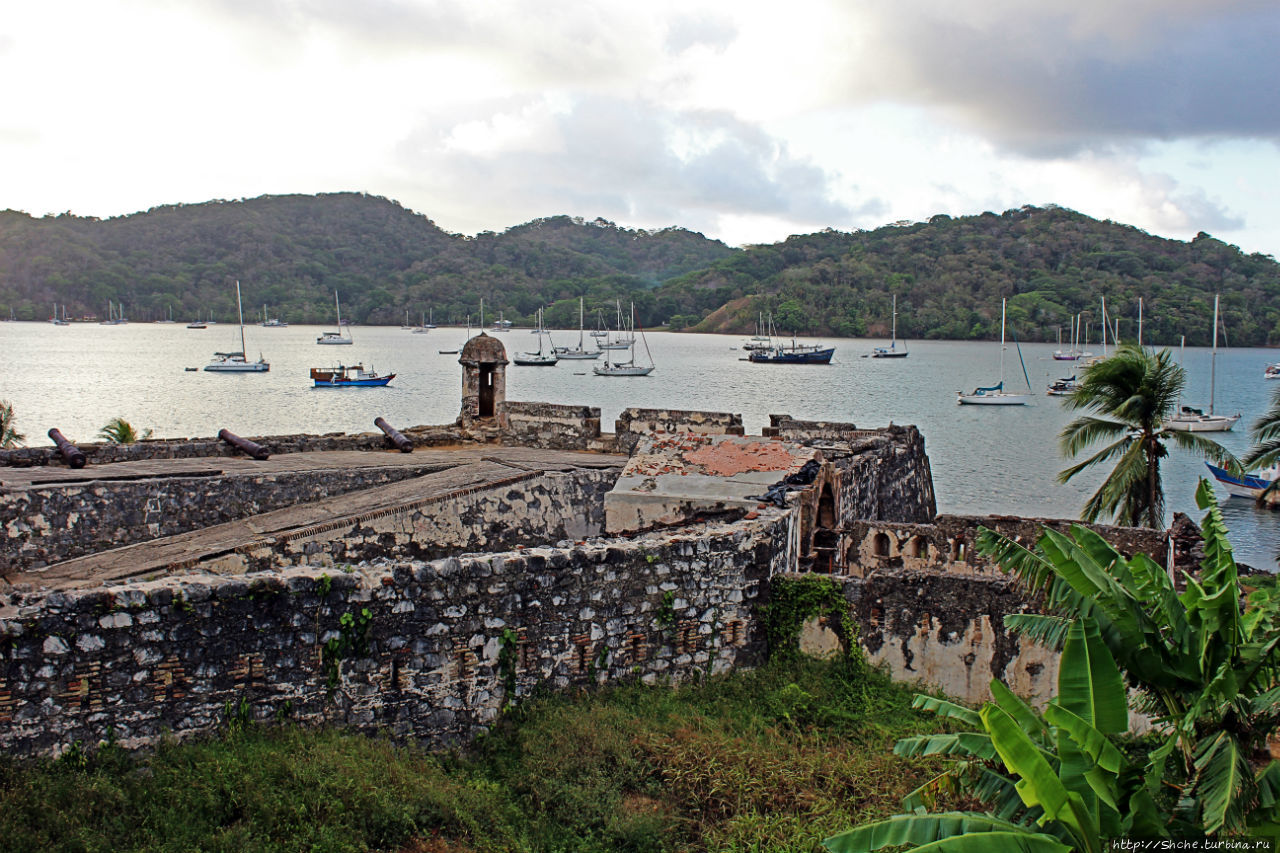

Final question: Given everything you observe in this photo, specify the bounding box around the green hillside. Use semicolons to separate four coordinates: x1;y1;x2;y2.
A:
3;196;1278;346
662;205;1280;347
0;194;734;327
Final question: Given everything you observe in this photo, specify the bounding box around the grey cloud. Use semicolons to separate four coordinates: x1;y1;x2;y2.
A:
850;1;1280;155
393;95;862;238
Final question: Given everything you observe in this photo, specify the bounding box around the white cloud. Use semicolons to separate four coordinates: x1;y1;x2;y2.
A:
0;0;1278;255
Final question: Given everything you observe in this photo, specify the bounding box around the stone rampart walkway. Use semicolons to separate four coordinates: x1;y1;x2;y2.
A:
6;446;624;591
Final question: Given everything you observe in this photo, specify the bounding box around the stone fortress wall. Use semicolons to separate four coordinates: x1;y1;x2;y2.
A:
0;353;1199;756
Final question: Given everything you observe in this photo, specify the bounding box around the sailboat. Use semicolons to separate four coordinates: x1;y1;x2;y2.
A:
598;300;634;350
554;297;601;359
412;311;431;334
204;281;269;372
594;303;654;376
260;305;287;327
513;309;559;366
957;299;1030;405
99;300;127;325
870;294;908;358
316;291;353;345
50;304;69;326
1166;294;1240;432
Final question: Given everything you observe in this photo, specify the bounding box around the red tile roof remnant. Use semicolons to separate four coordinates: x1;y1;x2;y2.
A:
681;440;803;477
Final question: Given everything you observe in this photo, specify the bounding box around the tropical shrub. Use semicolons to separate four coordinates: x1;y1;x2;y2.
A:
825;480;1280;850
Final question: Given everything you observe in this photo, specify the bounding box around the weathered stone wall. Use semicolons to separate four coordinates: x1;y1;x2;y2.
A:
496;402;604;451
3;464;456;573
831;513;1187;711
614;408;744;455
0;426;471;469
0;512;790;757
768;419;937;527
839;514;1171;578
249;468;619;570
839;570;1060;708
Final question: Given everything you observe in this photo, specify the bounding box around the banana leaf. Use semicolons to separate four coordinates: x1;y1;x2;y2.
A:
823;812;1070;853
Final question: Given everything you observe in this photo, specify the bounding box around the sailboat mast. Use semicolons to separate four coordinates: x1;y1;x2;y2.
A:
891;294;898;348
999;298;1007;386
1210;294;1219;416
236;281;247;355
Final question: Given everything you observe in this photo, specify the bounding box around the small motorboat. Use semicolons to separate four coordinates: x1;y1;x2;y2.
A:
310;364;394;387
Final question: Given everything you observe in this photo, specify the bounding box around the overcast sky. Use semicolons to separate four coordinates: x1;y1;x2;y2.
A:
3;0;1278;254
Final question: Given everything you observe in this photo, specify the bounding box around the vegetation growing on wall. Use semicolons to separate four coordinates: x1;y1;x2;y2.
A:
0;656;952;852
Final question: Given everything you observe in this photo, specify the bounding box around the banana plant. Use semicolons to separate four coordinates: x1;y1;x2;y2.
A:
825;617;1165;852
974;480;1280;836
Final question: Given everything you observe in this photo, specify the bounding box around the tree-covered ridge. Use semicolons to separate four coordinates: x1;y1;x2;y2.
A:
0;194;734;327
4;197;1280;345
662;205;1280;346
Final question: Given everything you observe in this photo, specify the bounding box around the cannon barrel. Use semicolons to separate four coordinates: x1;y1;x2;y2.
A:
218;429;270;460
375;417;414;453
47;428;86;469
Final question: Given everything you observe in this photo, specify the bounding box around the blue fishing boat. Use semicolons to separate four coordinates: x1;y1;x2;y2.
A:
1206;462;1279;500
310;365;394;387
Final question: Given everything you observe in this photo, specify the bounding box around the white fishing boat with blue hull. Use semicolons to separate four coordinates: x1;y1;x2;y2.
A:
1206;462;1279;499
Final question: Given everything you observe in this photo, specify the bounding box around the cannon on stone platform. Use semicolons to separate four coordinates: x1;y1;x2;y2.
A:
47;428;86;469
218;429;270;460
374;417;413;453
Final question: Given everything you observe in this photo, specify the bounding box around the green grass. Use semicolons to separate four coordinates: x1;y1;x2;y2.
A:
0;656;952;852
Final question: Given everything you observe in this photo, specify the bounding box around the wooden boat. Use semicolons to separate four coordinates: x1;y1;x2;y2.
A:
310;364;394;387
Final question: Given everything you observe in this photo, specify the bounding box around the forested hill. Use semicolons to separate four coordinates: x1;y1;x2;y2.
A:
0;193;734;327
3;196;1279;346
661;205;1280;347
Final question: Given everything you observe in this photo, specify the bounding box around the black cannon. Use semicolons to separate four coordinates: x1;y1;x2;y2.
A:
218;429;270;460
47;428;86;469
374;417;414;453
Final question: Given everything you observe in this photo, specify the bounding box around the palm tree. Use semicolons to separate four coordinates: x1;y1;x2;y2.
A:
0;400;24;448
98;417;152;444
1059;342;1234;528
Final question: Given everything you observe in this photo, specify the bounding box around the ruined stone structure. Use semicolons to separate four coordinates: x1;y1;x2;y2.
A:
0;334;1199;756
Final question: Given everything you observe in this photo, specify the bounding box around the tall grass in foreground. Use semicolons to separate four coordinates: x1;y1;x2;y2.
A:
0;656;952;852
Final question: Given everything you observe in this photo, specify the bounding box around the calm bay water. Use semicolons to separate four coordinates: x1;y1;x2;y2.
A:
2;321;1277;570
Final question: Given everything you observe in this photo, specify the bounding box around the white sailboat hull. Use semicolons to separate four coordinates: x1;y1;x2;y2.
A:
594;364;654;376
957;392;1030;406
1165;412;1240;432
